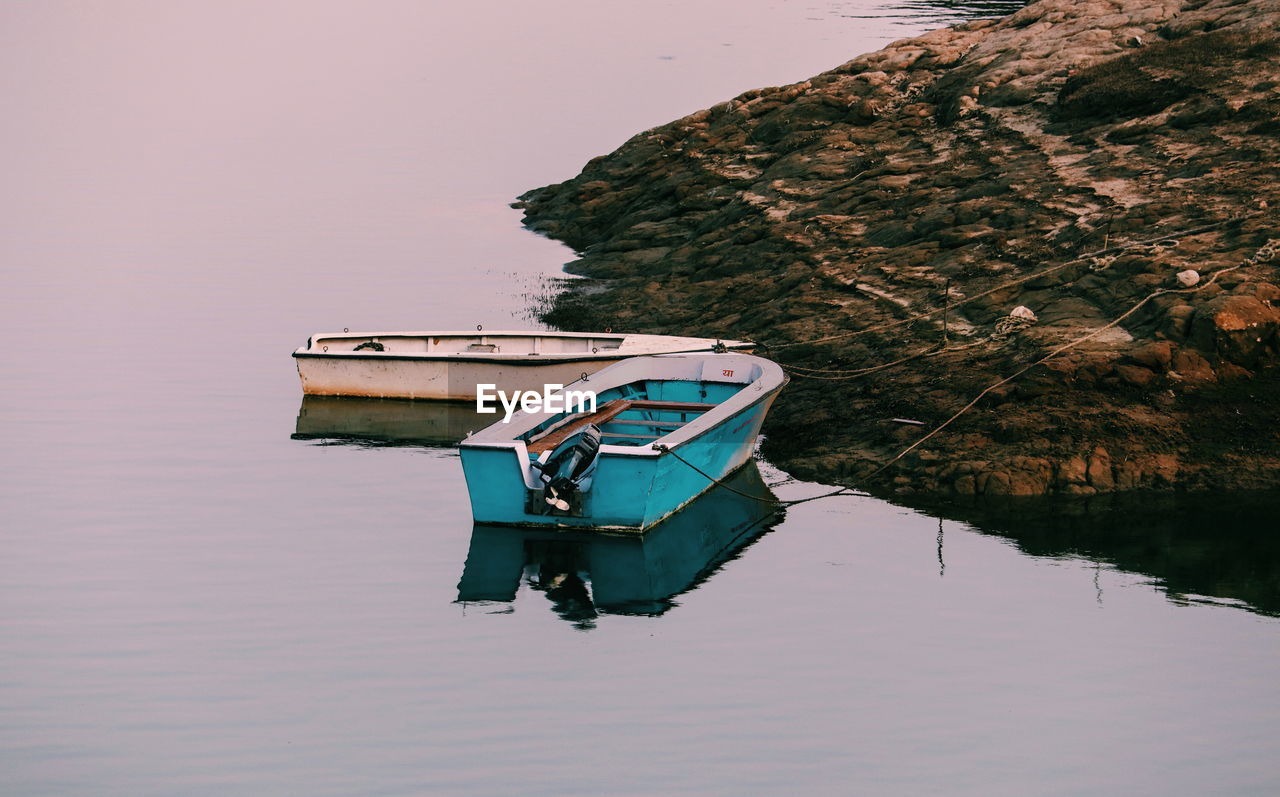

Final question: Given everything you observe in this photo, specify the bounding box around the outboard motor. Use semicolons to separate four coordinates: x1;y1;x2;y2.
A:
531;424;602;511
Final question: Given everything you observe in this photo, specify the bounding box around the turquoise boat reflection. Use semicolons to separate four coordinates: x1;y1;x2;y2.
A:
456;462;782;626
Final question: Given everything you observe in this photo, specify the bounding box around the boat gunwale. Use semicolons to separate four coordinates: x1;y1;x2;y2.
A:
292;351;674;365
295;330;753;355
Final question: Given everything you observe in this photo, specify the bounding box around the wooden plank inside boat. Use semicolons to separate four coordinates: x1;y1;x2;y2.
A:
526;399;715;454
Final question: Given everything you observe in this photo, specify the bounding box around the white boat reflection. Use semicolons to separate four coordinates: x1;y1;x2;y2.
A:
292;396;489;447
456;462;782;627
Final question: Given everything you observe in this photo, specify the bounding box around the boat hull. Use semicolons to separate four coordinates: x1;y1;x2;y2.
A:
295;354;630;401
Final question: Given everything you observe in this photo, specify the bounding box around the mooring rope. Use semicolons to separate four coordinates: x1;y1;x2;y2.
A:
778;337;990;380
765;215;1252;353
652;444;868;506
866;239;1276;479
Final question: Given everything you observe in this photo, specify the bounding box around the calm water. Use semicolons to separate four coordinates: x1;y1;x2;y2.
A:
3;2;1279;794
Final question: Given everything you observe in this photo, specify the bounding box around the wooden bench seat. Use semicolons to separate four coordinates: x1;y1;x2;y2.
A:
526;399;715;454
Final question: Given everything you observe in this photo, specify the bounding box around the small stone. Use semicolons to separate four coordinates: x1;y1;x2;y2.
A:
1009;305;1037;321
1176;269;1200;287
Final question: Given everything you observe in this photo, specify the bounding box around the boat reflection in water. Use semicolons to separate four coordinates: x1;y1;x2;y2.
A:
456;462;782;628
292;395;489;448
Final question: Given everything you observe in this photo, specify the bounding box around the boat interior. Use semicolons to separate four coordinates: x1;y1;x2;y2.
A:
309;333;627;355
522;379;745;452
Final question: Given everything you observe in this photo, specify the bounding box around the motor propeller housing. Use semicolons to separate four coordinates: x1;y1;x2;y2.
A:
531;425;602;512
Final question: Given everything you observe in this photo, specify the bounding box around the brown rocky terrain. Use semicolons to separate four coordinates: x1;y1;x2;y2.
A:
515;0;1280;500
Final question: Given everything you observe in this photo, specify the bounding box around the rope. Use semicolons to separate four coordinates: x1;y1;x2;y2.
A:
766;215;1250;352
866;252;1262;479
652;444;868;506
781;347;936;379
780;338;990;380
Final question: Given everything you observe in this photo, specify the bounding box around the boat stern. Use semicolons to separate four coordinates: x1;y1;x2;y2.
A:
460;440;660;531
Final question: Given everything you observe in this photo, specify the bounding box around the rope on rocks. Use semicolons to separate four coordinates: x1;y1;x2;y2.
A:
864;246;1272;480
765;215;1252;352
652;444;869;506
778;338;989;380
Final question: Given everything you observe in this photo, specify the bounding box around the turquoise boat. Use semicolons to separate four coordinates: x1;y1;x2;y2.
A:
458;353;787;531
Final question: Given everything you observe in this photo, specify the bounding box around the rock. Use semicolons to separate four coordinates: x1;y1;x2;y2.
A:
1008;457;1054;495
1190;294;1280;367
1233;281;1280;305
1115;363;1157;388
1169;348;1217;384
1115;458;1144;490
1009;305;1037;321
1127;341;1174;371
1217;362;1253;381
1087;446;1114;491
1176;269;1201;287
848;99;879;124
1162;304;1196;339
1056;455;1088;486
618;247;673;267
1063;484;1099;496
1150;454;1180;485
976;470;1010;495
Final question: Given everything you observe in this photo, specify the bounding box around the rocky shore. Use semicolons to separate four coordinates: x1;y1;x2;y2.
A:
516;0;1280;500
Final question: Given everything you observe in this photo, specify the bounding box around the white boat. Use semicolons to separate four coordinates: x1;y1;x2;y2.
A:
292;330;752;400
